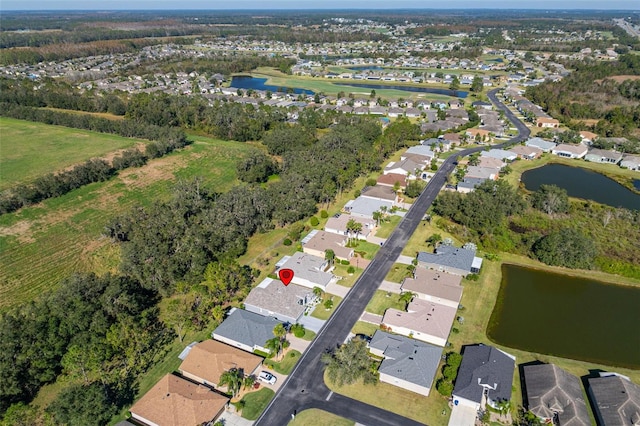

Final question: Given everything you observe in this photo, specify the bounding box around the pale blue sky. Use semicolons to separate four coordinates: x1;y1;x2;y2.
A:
1;0;639;10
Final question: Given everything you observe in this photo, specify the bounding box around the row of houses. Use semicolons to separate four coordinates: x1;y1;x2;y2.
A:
526;137;640;170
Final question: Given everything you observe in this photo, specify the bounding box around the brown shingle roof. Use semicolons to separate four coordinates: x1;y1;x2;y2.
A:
130;374;228;426
179;340;262;385
377;173;407;188
402;268;462;304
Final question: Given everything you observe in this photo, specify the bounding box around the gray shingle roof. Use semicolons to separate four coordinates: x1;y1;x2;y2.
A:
588;375;640;426
370;330;442;390
417;245;477;273
212;309;282;349
523;364;591;426
453;344;515;404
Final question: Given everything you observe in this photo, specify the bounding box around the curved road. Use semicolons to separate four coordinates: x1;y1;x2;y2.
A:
255;89;530;426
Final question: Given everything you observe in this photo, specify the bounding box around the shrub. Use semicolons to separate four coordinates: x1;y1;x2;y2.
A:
310;216;319;226
283;238;292;246
320;210;329;218
340;259;350;265
291;323;306;338
347;266;355;274
436;378;453;396
365;178;377;187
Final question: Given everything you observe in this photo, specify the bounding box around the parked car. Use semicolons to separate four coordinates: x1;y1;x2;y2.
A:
258;371;277;385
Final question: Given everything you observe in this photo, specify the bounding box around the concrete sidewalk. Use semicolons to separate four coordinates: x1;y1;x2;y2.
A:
379;280;402;294
395;254;414;265
326;282;350;298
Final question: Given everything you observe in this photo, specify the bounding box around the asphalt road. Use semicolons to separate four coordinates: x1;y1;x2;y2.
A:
255;88;529;426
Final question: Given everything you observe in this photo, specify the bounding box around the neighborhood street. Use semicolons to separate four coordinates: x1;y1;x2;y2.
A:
255;88;529;426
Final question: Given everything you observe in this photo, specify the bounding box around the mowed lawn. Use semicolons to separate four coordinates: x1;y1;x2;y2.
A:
0;134;254;311
0;117;148;190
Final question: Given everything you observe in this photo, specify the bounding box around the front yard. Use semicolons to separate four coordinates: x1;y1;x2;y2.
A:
365;290;406;316
239;387;275;420
311;294;343;320
264;349;302;375
374;215;401;239
289;409;355;426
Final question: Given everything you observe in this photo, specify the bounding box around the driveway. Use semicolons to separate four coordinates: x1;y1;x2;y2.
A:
218;411;254;426
379;280;401;294
287;335;311;353
395;254;414;265
325;282;350;298
298;315;325;333
366;235;387;246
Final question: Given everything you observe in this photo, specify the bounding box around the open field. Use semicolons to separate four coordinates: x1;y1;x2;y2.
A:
0;135;254;311
289;409;355;426
0;117;147;190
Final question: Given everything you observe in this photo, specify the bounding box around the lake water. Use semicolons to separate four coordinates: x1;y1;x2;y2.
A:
230;76;314;95
346;66;385;71
521;163;640;211
634;179;640;191
334;82;468;98
487;264;640;369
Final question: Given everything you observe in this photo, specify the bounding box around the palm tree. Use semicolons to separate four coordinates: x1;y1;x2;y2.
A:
399;292;415;309
219;368;243;398
243;374;256;390
313;286;324;300
324;249;335;267
265;337;282;359
496;399;511;420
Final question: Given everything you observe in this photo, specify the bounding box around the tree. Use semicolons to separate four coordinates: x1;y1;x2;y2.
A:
449;76;460;91
471;75;483;93
531;184;569;216
399;292;414;309
346;219;363;245
243;374;256;390
313;286;324;299
236;150;278;183
265;337;283;360
48;383;117;426
436;378;454;396
321;338;377;387
290;323;306;338
325;249;335;267
405;180;424;198
496;399;511;419
323;298;334;310
533;228;597;269
426;233;442;248
372;210;383;226
219;368;243;398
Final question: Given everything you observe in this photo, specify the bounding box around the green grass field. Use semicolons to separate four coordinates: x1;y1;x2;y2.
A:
240;388;275;420
289;409;354;426
0;134;254;311
364;290;405;315
264;350;301;375
0;117;148;190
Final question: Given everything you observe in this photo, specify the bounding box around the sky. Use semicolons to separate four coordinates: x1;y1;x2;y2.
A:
2;0;639;10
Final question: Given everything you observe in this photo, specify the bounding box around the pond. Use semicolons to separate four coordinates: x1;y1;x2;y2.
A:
334;82;468;98
230;76;314;95
487;264;640;369
521;163;640;211
345;66;386;71
634;179;640;191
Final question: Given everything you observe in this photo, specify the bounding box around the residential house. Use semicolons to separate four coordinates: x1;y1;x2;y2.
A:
360;185;400;205
368;330;442;396
405;107;421;118
523;363;591;426
466;128;493;142
302;230;353;261
477;156;505;170
584;148;623;165
402;145;435;164
401;267;462;308
324;214;376;240
472;100;493;110
536;117;560;128
481;149;517;162
579;131;598;144
376;173;407;190
344;197;394;220
417;244;483;276
129;374;228;426
465;166;499;181
509;145;542;160
212;308;283;354
442;132;461;145
457;177;489;193
621;155;640;171
384;158;424;177
588;374;640;426
526;137;556;152
244;278;315;324
452;344;516;410
552;144;588;159
382;297;457;347
178;340;263;388
277;251;336;291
